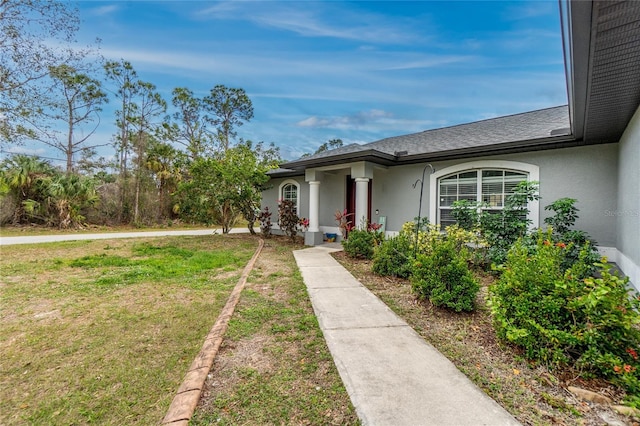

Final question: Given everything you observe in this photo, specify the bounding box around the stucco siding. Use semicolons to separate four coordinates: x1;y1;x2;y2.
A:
261;175;308;225
318;171;348;228
370;145;618;246
372;164;432;232
617;105;640;285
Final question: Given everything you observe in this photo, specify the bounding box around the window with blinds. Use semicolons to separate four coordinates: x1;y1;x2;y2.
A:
438;169;527;227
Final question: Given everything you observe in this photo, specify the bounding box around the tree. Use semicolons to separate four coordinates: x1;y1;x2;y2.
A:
203;85;253;151
104;60;139;223
163;87;214;160
48;173;98;228
0;1;97;147
145;141;184;221
301;138;344;157
176;142;277;233
0;154;57;224
128;81;166;224
36;64;108;174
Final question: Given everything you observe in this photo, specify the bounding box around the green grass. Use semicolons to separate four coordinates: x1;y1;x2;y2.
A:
0;223;214;237
191;241;359;425
0;235;257;425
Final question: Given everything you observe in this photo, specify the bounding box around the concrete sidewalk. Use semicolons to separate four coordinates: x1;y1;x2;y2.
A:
0;228;249;246
293;245;520;426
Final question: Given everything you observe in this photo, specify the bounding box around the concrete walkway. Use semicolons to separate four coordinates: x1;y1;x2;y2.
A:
294;245;520;426
0;228;249;246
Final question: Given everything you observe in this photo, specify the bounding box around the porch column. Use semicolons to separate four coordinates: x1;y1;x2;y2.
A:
308;181;320;232
355;177;370;229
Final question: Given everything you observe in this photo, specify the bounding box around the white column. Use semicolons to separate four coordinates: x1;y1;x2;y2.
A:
308;180;320;232
355;177;370;229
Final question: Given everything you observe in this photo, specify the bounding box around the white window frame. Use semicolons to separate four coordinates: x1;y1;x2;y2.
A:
279;179;300;214
429;160;539;229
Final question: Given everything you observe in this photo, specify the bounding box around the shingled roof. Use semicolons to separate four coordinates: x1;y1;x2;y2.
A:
280;105;572;171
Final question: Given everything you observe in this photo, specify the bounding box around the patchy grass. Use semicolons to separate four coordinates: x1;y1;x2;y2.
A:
333;252;632;426
0;223;215;237
192;239;359;425
0;235;256;425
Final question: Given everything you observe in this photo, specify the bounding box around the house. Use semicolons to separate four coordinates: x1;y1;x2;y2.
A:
261;0;640;288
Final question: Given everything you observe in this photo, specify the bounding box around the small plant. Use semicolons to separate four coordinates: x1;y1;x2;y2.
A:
544;197;600;276
411;237;479;312
544;197;578;235
278;199;301;242
342;229;375;259
335;209;353;239
257;206;272;238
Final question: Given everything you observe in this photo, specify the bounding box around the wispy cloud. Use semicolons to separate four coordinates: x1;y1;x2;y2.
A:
197;2;423;45
296;110;437;133
88;4;120;17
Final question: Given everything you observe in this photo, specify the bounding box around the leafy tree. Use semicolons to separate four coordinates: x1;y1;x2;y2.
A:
163;87;214;159
0;0;80;146
36;64;108;174
203;85;253;151
176;143;275;233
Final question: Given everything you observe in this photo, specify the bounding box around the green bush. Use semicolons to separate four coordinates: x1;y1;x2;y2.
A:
491;229;640;404
411;238;479;312
544;197;600;277
450;181;539;266
372;234;412;278
342;229;375;259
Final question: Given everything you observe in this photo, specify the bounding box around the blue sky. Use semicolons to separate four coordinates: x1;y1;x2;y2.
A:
16;0;568;162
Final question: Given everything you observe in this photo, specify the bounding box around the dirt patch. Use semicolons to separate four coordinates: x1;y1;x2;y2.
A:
332;251;636;426
194;241;359;425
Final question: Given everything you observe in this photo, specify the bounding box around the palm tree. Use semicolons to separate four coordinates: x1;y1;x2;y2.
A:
47;174;98;228
0;155;57;224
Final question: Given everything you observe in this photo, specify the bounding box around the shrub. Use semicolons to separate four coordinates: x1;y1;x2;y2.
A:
490;229;640;403
277;200;300;241
544;197;600;276
257;206;272;238
372;234;413;278
342;229;375;259
450;181;539;266
411;238;479;312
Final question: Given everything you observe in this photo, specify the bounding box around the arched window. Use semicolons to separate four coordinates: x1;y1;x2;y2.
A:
279;180;300;214
429;161;539;228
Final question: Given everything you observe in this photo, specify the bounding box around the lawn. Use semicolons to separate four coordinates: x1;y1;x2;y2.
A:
0;235;256;425
192;239;359;425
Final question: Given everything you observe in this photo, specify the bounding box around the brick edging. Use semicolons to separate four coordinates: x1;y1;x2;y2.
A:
161;238;265;424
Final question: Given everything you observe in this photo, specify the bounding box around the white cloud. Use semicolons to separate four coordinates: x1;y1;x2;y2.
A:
5;146;47;156
197;2;423;45
296;109;437;133
89;4;119;17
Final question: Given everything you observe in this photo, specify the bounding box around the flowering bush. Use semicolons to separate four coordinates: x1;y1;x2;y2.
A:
491;228;640;405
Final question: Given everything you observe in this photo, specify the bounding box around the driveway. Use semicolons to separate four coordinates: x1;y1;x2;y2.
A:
0;228;250;246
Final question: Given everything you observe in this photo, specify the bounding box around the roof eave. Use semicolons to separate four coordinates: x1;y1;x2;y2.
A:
281;149;397;170
394;135;580;164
